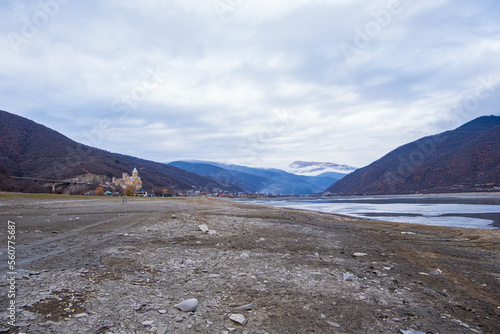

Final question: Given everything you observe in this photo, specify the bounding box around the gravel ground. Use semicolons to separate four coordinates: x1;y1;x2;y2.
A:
0;194;499;333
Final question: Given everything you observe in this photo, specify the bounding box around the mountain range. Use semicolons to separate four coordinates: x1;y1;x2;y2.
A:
326;115;500;195
168;160;345;195
0;110;239;194
2;109;499;196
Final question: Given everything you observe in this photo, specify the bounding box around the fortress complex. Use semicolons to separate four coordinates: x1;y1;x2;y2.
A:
113;167;143;190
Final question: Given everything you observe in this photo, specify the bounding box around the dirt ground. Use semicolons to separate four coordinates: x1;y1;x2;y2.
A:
0;193;499;333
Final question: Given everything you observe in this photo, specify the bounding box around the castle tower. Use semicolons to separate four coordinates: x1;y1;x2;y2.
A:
132;167;139;178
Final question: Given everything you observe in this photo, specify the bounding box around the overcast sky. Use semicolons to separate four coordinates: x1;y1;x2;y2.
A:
1;0;499;170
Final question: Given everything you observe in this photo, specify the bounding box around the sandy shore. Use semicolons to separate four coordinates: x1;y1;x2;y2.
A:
0;194;499;333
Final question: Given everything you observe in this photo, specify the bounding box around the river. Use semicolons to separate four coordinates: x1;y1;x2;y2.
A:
238;194;500;230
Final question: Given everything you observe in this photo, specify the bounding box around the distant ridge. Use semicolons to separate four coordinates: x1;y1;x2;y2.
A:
326;116;500;195
169;160;340;195
0;109;239;193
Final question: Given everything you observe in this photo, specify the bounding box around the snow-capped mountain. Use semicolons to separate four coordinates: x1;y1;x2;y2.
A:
288;161;358;177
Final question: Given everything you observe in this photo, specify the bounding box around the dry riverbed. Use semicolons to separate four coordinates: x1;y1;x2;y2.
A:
0;194;499;333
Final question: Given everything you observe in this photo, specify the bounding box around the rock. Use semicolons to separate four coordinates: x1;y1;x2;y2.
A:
174;298;198;312
240;252;249;259
175;316;183;322
229;313;247;325
198;225;209;233
353;252;368;257
156;324;168;334
400;330;426;334
142;320;154;326
208;230;217;235
0;328;10;333
343;273;355;282
185;259;194;266
327;321;341;327
309;272;323;281
430;269;443;276
320;314;326;319
158;309;167;314
232;303;253;312
208;274;221;278
172;215;177;218
401;232;416;235
74;313;89;318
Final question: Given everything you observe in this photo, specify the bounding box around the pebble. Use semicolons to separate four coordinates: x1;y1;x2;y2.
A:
353;252;368;257
156;324;168;334
430;269;443;276
343;273;355;281
142;320;154;326
400;330;426;334
327;321;341;327
240;252;249;259
158;310;167;314
208;274;221;278
198;224;209;233
232;303;253;312
74;313;89;318
229;313;247;325
174;298;198;312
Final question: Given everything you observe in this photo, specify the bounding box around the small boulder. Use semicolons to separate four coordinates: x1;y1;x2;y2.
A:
229;313;247;325
198;225;209;233
174;298;198;312
353;252;368;257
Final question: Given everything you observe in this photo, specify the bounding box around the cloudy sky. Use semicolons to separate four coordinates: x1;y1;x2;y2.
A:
1;0;499;170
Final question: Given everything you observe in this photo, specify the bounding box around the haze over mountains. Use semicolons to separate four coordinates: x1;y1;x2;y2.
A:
169;160;349;195
326;116;500;195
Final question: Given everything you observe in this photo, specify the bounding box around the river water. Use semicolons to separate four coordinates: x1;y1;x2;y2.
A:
239;194;500;230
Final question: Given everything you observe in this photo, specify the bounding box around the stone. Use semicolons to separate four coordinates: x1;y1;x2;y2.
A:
74;313;89;318
343;273;355;281
309;272;323;281
232;303;253;312
353;252;368;257
174;298;198;312
240;252;249;259
229;313;247;325
430;269;443;276
158;309;167;314
400;330;426;334
142;320;154;326
401;232;416;235
327;321;341;327
198;225;209;233
156;324;168;334
208;230;217;235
